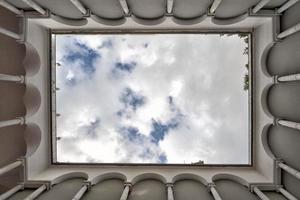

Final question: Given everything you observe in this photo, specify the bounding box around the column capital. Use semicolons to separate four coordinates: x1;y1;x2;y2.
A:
275;184;283;192
16;157;26;166
20;76;25;84
165;183;174;188
83;181;92;190
16;182;25;190
275;158;283;167
124;182;132;187
274;118;279;126
208;183;216;188
17;117;25;125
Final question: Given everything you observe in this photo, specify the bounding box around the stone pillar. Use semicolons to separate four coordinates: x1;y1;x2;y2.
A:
277;22;300;39
72;182;90;200
278;73;300;82
22;0;47;15
210;0;222;14
0;117;25;128
70;0;88;15
0;74;25;83
24;185;47;200
0;184;24;200
209;183;222;200
277;186;298;200
277;0;299;13
0;160;23;176
120;182;132;200
0;26;21;40
278;119;300;130
0;0;23;15
253;187;270;200
278;162;300;179
166;183;174;200
252;0;271;13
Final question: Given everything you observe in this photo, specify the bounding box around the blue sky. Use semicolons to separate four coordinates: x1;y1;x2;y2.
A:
55;34;249;164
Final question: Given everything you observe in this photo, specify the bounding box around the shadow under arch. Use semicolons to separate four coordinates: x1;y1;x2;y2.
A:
211;13;248;25
212;173;249;187
23;42;41;77
261;83;275;118
24;123;42;157
172;15;207;25
131;173;167;185
23;83;41;117
172;173;209;185
90;172;127;185
131;15;167;26
261;42;275;78
51;172;89;185
50;14;88;26
91;15;126;26
261;123;277;160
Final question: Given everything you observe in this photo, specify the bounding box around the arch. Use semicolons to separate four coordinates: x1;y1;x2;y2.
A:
211;13;248;25
91;15;126;26
260;42;275;78
23;84;41;117
266;31;300;76
129;173;167;200
23;42;41;77
131;15;167;26
172;15;207;25
172;173;208;186
261;123;276;159
127;0;166;19
24;123;42;157
212;173;249;187
172;174;213;200
261;83;274;118
267;82;300;122
51;172;88;185
50;14;88;26
131;173;167;185
212;174;259;200
90;172;127;185
267;125;300;170
172;0;210;20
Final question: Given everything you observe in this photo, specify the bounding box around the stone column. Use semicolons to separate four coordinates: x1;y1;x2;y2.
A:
120;182;132;200
0;160;23;176
0;184;24;200
0;117;25;128
209;183;222;200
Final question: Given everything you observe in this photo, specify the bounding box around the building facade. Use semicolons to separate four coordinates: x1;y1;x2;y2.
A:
0;0;300;199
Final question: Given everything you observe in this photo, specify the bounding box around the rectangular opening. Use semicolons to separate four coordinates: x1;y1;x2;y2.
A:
51;31;252;165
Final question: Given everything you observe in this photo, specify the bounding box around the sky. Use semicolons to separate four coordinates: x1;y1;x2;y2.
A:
54;33;249;164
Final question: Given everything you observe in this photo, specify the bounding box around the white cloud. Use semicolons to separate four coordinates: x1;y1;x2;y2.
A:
55;34;249;164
